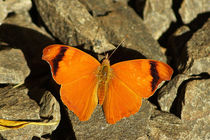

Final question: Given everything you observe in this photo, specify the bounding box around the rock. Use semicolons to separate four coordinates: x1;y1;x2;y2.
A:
180;79;210;139
0;85;40;120
0;47;30;84
159;19;210;112
34;0;115;53
39;90;61;137
143;0;176;40
0;0;32;25
148;110;189;139
167;25;191;67
0;0;7;25
67;100;156;139
179;0;210;24
177;19;210;75
0;86;60;140
4;0;32;14
95;2;166;62
0;11;55;79
158;74;190;112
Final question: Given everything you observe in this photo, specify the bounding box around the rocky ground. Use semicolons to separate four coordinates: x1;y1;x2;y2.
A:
0;0;209;140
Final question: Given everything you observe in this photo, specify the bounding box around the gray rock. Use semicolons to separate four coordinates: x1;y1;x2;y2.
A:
0;0;7;25
95;2;166;62
0;85;40;120
178;19;210;75
159;18;210;113
148;110;189;140
67;100;156;139
180;79;210;139
0;86;60;140
168;25;191;67
158;74;190;112
0;47;30;84
0;0;32;25
4;0;32;14
34;0;115;53
179;0;210;24
0;11;55;79
143;0;176;39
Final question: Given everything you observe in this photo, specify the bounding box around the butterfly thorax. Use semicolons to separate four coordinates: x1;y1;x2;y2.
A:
97;58;112;105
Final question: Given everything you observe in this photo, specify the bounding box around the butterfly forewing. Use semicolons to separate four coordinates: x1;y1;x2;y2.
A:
110;59;173;98
42;44;100;84
42;44;100;121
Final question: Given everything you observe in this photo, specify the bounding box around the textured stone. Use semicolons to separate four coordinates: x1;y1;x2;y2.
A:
158;74;190;112
177;19;210;75
68;100;155;139
4;0;32;13
143;0;176;39
168;25;191;67
0;47;30;84
34;0;115;53
148;110;189;140
0;11;55;79
0;0;32;25
0;86;60;140
95;2;166;62
179;0;210;24
180;79;210;139
0;0;7;25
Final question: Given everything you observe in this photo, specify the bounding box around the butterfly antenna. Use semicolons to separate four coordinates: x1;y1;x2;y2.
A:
108;37;127;59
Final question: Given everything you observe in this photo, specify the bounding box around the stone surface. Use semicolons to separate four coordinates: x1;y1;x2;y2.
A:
0;47;30;84
0;11;55;79
159;19;210;113
0;85;40;120
179;0;210;24
34;0;115;53
158;74;190;112
0;0;7;25
167;25;191;67
4;0;32;14
177;19;210;75
148;110;189;140
143;0;176;39
0;0;32;25
68;100;155;139
0;86;60;140
95;1;166;62
180;79;210;139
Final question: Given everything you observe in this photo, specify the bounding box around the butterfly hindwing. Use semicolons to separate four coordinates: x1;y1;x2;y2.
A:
103;74;142;124
60;74;98;121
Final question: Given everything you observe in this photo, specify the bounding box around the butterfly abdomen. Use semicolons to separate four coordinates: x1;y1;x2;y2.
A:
97;59;112;105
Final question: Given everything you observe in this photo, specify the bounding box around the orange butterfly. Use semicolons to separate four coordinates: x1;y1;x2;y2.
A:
42;44;173;124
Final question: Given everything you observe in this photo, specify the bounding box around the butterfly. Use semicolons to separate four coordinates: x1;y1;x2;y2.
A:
42;44;173;124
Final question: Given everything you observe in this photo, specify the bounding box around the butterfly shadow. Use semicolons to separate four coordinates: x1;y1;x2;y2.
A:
0;23;76;140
